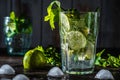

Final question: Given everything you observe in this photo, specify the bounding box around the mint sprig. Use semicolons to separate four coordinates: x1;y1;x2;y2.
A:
33;46;61;66
44;1;61;30
9;11;32;34
95;49;120;68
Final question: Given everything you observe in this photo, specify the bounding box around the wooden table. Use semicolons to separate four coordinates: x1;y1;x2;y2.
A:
0;56;120;80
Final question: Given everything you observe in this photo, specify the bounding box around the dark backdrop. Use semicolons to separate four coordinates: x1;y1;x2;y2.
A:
0;0;120;55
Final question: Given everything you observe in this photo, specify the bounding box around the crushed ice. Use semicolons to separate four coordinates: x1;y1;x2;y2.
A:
95;69;114;80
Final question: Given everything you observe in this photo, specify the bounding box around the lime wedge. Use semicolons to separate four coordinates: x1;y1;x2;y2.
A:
67;31;87;50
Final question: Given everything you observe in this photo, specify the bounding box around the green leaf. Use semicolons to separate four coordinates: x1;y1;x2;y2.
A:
107;54;120;67
44;46;61;66
95;49;120;68
44;0;61;30
102;61;107;67
10;11;15;21
96;49;105;57
9;11;32;34
95;49;105;65
35;46;44;53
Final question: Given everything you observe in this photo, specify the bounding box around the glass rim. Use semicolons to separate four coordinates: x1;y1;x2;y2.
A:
60;11;98;14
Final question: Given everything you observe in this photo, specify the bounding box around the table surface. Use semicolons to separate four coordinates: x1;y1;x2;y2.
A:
0;56;120;80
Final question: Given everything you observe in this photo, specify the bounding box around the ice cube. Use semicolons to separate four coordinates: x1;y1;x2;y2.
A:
47;67;64;77
0;68;6;74
13;74;29;80
95;69;114;80
0;64;15;74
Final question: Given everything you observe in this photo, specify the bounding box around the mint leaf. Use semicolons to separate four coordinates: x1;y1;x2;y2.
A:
10;11;15;21
44;1;60;30
95;49;105;65
95;49;120;68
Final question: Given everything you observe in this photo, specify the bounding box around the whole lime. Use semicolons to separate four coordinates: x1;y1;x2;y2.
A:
23;47;47;70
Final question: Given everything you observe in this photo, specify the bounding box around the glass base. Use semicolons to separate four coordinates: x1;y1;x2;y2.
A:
65;68;94;75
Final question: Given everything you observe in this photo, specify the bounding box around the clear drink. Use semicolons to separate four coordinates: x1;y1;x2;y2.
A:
59;11;99;74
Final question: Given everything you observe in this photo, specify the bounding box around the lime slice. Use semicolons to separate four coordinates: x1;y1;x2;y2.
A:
60;12;70;35
67;31;87;50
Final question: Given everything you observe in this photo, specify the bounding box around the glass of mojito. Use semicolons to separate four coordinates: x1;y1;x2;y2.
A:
59;10;99;74
4;17;32;56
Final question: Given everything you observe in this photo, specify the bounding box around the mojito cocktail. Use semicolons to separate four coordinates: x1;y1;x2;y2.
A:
59;11;99;74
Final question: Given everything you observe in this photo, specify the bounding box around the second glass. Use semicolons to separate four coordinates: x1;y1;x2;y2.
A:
4;17;32;56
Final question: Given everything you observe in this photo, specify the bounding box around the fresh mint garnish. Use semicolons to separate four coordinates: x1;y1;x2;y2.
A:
8;11;32;35
44;1;61;30
95;49;120;68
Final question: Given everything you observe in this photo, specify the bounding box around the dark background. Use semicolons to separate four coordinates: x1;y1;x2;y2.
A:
0;0;120;55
